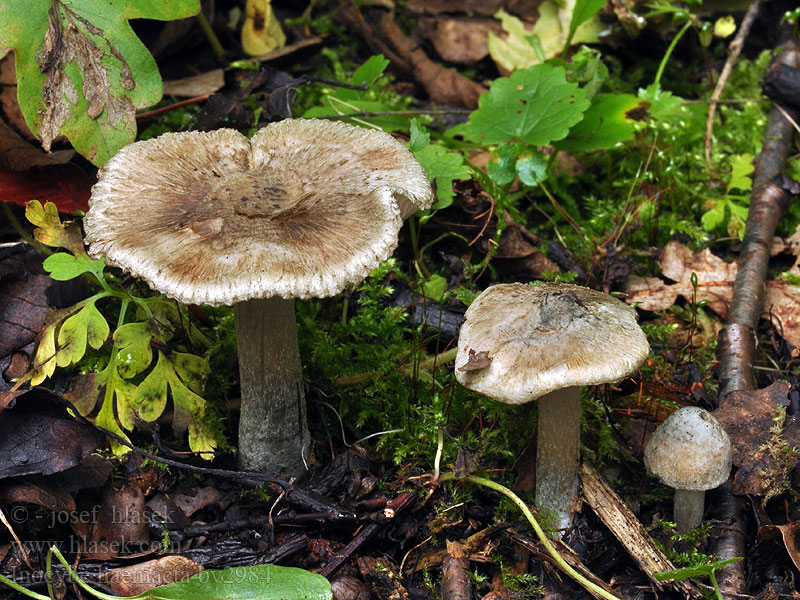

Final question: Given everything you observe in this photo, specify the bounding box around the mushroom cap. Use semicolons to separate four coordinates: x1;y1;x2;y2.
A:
644;406;732;491
84;119;433;306
454;282;650;404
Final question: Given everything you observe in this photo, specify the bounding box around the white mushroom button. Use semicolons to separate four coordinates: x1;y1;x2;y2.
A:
644;406;732;532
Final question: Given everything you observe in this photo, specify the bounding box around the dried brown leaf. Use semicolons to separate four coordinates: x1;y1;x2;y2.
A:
624;240;800;347
714;381;800;496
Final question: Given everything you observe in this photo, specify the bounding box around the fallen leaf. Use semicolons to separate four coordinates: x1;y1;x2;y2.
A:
162;69;224;98
0;0;200;165
100;555;203;596
418;17;496;64
714;381;800;497
0;391;104;479
756;523;800;573
625;240;800;348
488;5;603;73
0;477;76;518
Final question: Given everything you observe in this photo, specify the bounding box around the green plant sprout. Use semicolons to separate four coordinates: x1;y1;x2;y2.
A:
654;557;743;600
25;200;219;458
0;545;331;600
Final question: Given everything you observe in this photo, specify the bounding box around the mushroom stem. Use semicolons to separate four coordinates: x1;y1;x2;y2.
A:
673;488;705;532
535;385;580;535
235;297;310;477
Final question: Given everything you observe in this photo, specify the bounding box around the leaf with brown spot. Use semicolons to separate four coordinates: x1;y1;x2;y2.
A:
0;0;199;165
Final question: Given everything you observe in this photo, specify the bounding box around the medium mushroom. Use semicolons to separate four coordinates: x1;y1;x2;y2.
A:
644;406;732;532
84;119;432;477
455;282;649;532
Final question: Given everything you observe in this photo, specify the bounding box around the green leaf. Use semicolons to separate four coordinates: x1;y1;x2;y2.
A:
114;321;154;378
567;0;608;43
134;351;170;422
556;93;649;152
43;252;105;283
0;0;200;165
728;153;754;192
516;152;548;186
457;64;590;146
654;557;743;582
302;55;409;132
487;143;523;185
56;301;109;367
409;121;471;212
701;200;726;232
171;351;210;394
30;317;60;386
419;274;448;302
25;200;86;255
342;55;390;98
134;564;332;600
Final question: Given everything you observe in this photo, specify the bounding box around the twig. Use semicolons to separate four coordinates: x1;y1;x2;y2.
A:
704;0;762;172
317;492;416;578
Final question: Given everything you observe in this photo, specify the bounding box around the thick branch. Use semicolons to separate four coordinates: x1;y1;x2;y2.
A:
713;42;800;597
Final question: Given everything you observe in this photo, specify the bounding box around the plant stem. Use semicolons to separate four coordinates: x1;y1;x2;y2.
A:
50;546;122;600
195;9;226;61
0;573;50;600
654;20;693;87
437;473;621;600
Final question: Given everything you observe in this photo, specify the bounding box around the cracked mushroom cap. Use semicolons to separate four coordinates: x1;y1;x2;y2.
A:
644;406;732;491
84;119;433;306
454;282;650;404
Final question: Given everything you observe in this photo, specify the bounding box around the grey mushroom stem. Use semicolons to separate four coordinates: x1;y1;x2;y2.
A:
235;297;311;477
673;489;705;532
535;386;581;535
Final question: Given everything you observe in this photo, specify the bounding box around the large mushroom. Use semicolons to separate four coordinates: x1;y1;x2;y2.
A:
84;119;432;477
644;406;732;532
455;282;649;532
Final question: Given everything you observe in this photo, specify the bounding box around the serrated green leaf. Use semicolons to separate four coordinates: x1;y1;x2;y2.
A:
0;0;200;165
728;153;754;192
458;64;590;146
516;152;548;186
114;321;154;378
409;119;430;152
557;93;649;152
419;274;448;302
654;557;742;583
43;252;105;283
134;351;170;422
411;142;470;211
25;200;86;254
56;301;109;367
133;563;332;600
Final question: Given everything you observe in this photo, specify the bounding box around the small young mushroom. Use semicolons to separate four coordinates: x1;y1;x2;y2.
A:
455;282;649;533
644;406;732;532
84;119;432;477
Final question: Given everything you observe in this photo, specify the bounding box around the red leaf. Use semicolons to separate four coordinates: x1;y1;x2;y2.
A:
0;163;90;213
